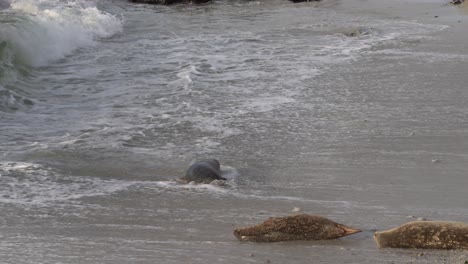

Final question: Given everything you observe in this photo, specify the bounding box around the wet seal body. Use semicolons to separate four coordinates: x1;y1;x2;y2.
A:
234;214;361;242
181;159;226;184
374;221;468;250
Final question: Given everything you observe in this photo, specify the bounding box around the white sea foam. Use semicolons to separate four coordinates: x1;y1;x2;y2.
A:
317;20;447;63
0;162;135;206
146;180;360;209
220;165;239;180
239;97;296;113
151;180;232;194
0;0;122;67
0;162;242;206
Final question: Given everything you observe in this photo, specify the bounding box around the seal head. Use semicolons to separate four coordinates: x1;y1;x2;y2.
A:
374;221;468;250
181;159;226;184
234;214;361;242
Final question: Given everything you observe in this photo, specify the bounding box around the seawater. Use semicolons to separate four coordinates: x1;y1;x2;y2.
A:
1;0;466;263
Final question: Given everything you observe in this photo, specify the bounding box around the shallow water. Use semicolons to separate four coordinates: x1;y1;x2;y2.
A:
1;0;467;263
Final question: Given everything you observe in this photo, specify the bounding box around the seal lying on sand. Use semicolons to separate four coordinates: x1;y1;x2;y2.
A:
234;214;361;242
374;221;468;250
179;159;227;184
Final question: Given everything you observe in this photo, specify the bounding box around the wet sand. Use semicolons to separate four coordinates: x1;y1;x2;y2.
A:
1;0;468;263
180;1;468;263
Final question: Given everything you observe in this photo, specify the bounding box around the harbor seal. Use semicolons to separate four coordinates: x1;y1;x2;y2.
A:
180;159;226;184
234;214;361;242
374;221;468;250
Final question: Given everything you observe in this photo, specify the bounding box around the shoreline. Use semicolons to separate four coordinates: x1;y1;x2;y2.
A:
1;0;468;263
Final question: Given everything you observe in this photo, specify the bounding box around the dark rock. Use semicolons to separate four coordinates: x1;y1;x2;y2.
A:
129;0;210;5
289;0;321;3
451;0;465;5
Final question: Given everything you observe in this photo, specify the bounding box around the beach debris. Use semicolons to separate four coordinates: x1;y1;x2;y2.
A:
234;214;361;242
374;221;468;250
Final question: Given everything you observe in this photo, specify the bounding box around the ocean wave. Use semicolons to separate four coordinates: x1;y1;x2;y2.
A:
1;0;122;67
0;88;34;112
0;0;122;90
0;0;122;111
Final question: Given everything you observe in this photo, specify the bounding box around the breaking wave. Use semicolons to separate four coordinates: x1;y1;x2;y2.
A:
0;0;122;111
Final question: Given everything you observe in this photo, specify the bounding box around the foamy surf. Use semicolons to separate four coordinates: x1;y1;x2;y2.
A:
144;166;239;194
4;0;122;67
0;162;135;206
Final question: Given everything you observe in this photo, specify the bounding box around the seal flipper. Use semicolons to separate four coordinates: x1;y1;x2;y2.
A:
337;224;362;236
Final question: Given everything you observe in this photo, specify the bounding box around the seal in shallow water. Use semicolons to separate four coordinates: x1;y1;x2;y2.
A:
374;221;468;250
180;159;226;184
233;214;361;242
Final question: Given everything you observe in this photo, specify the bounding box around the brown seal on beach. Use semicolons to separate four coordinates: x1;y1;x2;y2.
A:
179;159;227;184
233;214;361;242
374;221;468;250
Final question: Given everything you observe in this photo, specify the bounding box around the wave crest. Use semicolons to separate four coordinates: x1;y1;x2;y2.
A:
0;0;122;67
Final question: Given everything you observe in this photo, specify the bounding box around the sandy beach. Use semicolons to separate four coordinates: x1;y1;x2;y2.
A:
0;0;467;263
